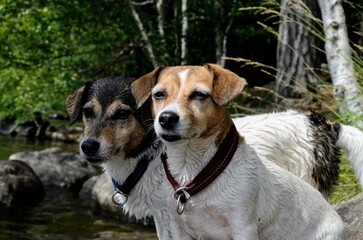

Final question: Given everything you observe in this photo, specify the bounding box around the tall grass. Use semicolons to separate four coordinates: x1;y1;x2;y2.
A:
234;0;363;204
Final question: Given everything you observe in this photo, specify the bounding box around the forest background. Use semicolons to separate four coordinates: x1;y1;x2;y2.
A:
0;0;362;203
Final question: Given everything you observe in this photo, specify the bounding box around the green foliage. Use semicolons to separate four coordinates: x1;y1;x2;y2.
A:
235;0;363;204
329;151;362;205
0;0;140;123
0;0;362;205
0;0;274;123
0;0;361;125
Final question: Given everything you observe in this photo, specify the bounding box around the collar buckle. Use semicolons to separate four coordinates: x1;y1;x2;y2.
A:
110;154;153;207
112;189;128;207
174;186;190;215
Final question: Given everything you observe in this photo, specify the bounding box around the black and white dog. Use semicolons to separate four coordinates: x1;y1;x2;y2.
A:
66;77;172;239
234;109;363;196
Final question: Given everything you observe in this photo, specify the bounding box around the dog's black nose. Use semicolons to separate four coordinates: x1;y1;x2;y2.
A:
159;111;179;129
81;139;100;156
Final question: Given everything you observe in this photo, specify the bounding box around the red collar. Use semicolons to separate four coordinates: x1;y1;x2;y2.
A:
160;124;239;214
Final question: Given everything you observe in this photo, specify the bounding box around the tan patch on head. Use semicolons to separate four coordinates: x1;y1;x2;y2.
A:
134;64;246;144
107;100;145;157
82;98;102;135
203;64;248;106
151;67;185;113
132;66;164;108
101;119;143;157
82;98;145;159
152;66;233;140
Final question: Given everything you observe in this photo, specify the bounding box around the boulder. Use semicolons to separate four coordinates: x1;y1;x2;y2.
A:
335;193;363;239
0;119;38;138
0;118;17;136
92;173;120;214
81;173;124;215
0;160;45;208
79;175;100;201
81;173;153;225
91;229;157;240
9;147;99;192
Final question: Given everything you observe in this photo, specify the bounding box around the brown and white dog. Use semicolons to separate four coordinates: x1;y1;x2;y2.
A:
132;64;345;239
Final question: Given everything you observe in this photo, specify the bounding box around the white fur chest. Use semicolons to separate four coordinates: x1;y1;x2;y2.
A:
102;152;165;219
164;144;260;239
176;206;232;239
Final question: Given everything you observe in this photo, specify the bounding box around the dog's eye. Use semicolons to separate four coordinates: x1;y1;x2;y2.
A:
153;91;166;100
112;109;131;120
83;107;94;118
190;91;209;100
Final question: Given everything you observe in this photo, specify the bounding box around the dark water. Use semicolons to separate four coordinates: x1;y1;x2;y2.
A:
0;135;78;160
0;135;157;240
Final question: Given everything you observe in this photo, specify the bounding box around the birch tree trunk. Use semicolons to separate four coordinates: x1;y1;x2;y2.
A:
215;0;237;68
275;0;322;99
359;13;363;57
156;0;165;37
180;0;188;65
318;0;363;128
128;0;158;68
156;0;176;64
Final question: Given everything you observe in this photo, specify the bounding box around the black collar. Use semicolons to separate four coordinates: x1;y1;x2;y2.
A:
111;154;153;206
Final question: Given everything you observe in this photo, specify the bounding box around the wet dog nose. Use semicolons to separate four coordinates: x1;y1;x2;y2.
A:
159;111;179;129
81;139;100;156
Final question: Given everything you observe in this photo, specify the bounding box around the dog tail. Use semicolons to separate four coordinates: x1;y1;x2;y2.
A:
336;124;363;187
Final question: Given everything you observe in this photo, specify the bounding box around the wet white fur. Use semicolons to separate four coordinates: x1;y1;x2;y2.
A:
233;110;363;189
152;69;345;239
95;108;363;239
80;137;171;238
336;124;363;187
100;147;173;239
157;124;345;239
158;126;345;239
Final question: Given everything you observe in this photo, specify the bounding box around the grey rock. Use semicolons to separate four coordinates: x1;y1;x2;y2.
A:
0;160;45;208
80;175;100;200
9;147;99;192
92;173;120;214
83;173;152;225
91;228;157;240
335;192;363;240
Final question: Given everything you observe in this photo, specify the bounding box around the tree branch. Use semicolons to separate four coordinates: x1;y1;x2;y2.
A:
220;0;237;67
180;0;188;65
131;0;154;6
128;0;158;68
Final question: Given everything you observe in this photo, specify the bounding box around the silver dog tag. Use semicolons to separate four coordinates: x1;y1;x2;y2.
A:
174;186;190;215
112;190;128;206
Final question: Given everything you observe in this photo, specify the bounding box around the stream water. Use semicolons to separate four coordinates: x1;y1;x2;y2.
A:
0;135;157;239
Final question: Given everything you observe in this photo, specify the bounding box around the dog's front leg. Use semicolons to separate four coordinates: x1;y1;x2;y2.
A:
153;210;173;240
230;219;259;240
168;218;194;240
229;228;258;240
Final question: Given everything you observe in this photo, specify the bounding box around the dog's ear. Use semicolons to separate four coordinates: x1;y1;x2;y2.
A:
204;64;248;106
66;81;93;125
131;66;164;108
